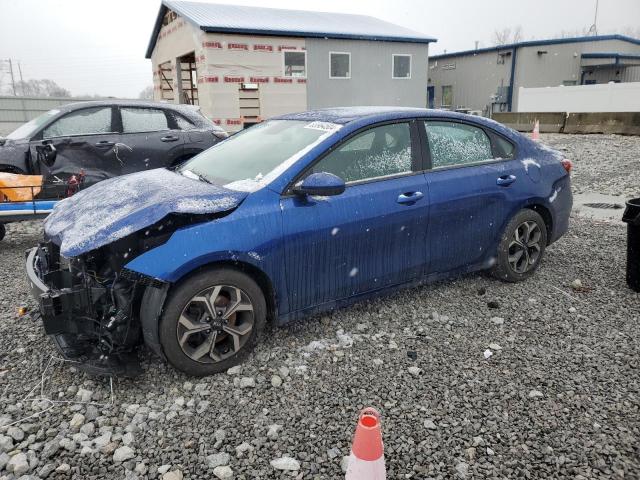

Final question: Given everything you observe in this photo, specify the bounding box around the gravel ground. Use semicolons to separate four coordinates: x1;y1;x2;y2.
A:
0;134;639;479
542;133;640;198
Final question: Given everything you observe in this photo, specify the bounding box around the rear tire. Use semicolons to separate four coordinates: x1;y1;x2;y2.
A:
0;223;5;242
159;267;266;376
491;209;548;282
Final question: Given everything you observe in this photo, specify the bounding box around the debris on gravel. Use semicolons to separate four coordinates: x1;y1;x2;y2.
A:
0;134;639;478
270;456;301;471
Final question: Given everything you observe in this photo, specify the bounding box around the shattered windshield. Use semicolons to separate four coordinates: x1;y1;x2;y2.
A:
178;120;341;191
6;109;59;140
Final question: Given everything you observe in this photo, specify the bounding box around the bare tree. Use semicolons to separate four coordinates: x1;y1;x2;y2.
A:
138;85;154;100
492;26;523;46
552;28;591;39
14;79;71;97
621;26;640;38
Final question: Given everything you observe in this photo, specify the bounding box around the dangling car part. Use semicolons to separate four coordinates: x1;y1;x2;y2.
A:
26;108;573;377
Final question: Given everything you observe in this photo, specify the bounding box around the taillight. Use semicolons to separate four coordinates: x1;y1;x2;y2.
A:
561;159;573;174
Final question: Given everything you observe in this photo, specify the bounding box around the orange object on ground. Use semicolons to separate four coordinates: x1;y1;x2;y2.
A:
531;119;540;141
0;172;43;202
346;407;386;479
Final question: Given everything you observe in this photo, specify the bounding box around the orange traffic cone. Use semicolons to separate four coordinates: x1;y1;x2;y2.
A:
531;119;540;141
345;408;386;479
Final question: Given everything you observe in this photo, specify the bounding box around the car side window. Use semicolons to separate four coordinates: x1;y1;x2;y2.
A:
172;113;195;131
425;121;493;168
121;108;169;133
312;123;412;183
43;107;112;138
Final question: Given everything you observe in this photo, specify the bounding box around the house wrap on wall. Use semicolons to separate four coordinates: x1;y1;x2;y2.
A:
427;35;640;115
145;1;436;131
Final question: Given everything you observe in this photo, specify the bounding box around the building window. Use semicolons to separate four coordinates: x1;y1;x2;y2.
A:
441;85;453;107
330;52;351;78
392;54;411;79
283;51;306;78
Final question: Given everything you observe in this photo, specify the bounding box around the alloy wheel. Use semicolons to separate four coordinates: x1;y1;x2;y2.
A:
176;285;254;364
508;220;542;274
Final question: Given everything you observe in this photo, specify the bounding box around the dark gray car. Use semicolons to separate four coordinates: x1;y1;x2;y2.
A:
0;100;228;197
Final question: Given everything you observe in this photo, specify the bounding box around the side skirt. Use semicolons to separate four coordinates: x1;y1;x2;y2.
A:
276;261;489;326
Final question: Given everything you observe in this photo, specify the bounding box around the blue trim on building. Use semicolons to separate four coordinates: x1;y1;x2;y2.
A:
199;26;435;44
581;52;640;60
507;47;517;112
430;35;640;61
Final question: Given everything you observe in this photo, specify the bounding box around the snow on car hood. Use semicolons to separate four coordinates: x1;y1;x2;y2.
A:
44;168;247;257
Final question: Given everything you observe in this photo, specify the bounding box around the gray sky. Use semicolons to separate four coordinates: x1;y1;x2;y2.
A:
0;0;638;98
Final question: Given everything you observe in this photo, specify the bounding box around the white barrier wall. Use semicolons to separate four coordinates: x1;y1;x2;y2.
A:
516;82;640;113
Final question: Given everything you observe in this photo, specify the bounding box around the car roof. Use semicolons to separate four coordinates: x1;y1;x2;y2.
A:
56;100;200;114
274;107;517;136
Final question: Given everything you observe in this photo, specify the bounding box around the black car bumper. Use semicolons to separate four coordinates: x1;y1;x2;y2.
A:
25;242;105;337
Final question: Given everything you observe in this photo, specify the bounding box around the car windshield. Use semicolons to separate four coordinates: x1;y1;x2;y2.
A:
6;109;60;140
178;120;341;191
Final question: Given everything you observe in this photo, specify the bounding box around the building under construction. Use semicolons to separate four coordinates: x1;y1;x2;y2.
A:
145;1;435;131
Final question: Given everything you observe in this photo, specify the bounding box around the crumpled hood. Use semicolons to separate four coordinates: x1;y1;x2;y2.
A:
44;168;247;257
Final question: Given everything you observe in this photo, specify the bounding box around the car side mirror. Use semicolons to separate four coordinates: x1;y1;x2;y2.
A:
293;172;345;197
38;142;57;167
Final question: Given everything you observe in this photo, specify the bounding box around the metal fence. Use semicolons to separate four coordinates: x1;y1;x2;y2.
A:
0;95;96;136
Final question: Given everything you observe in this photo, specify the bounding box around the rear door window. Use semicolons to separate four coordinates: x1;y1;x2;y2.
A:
172;113;196;131
425;121;493;168
43;107;113;138
121;107;169;133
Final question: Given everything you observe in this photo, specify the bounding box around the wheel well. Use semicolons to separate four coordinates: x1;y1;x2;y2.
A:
180;260;277;322
0;165;25;174
526;204;553;244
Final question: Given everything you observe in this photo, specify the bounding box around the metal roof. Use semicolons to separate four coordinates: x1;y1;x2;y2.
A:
430;34;640;61
146;1;436;58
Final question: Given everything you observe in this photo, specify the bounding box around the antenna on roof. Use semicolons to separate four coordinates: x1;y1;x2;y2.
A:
587;0;599;35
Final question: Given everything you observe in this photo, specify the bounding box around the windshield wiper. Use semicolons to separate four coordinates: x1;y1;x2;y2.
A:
182;169;212;184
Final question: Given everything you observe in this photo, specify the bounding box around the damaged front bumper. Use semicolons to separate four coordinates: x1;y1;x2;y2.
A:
26;243;104;336
25;242;152;376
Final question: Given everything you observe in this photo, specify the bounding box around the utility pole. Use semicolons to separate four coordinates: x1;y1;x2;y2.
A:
588;0;599;35
8;59;16;96
17;61;24;96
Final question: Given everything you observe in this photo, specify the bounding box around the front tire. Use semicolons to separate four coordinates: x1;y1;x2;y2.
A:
491;209;548;282
159;268;266;376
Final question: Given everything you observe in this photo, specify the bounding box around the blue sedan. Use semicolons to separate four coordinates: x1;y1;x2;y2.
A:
26;107;572;376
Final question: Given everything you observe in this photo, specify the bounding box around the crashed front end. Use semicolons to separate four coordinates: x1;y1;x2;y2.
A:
23;168;248;376
25;222;176;376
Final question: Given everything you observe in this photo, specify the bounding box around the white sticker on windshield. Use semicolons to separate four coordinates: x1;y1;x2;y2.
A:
304;121;342;132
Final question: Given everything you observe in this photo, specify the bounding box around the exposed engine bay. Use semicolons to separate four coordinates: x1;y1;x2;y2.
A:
26;212;221;376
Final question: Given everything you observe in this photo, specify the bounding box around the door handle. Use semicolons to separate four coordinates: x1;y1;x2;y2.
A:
95;140;115;147
160;135;179;142
497;175;516;186
397;191;424;204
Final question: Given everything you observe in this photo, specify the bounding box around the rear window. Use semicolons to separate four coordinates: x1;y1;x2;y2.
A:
172;113;195;131
425;121;493;168
121;107;169;133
